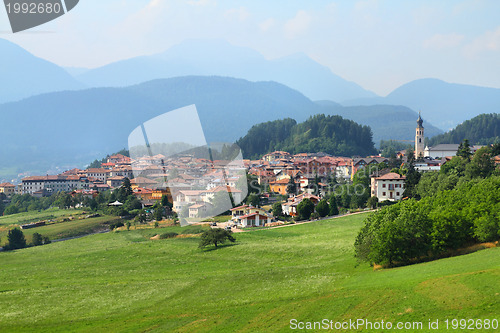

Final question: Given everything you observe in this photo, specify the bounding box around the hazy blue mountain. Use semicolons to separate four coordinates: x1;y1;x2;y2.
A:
64;66;90;76
428;113;500;146
317;102;443;144
0;38;84;103
76;39;376;102
344;78;500;131
0;76;440;181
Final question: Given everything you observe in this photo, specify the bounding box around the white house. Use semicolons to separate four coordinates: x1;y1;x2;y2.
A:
424;144;485;159
370;172;406;201
235;212;272;227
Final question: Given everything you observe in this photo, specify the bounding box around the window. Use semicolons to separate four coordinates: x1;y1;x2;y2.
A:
396;192;400;196
382;183;386;188
382;192;386;196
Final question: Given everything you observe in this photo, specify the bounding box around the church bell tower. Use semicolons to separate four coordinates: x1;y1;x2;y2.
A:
415;112;424;158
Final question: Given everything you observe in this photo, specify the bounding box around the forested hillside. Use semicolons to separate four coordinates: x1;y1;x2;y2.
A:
428;113;500;146
237;114;377;159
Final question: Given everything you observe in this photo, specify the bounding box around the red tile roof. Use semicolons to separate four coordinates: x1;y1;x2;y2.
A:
375;172;406;180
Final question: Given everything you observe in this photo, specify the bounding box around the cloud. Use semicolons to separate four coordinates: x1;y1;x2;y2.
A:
259;18;275;32
423;33;465;50
284;10;312;39
224;7;250;22
464;26;500;58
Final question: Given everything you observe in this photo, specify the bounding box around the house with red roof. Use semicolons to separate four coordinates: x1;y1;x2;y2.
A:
370;172;406;201
0;182;15;196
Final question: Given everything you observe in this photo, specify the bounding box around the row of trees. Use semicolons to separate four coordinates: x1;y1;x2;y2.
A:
272;193;340;222
355;141;500;267
355;175;500;266
2;228;50;251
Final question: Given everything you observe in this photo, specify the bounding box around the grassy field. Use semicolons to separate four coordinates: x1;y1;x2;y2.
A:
0;209;122;246
0;212;498;332
0;208;85;226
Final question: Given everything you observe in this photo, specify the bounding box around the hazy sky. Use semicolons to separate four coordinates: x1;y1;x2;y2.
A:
2;0;500;96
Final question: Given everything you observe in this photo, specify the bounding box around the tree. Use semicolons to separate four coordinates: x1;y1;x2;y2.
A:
199;228;236;248
0;194;5;216
32;232;43;246
403;149;421;199
4;203;19;215
154;203;163;221
6;228;27;250
286;177;297;196
312;174;321;196
246;193;260;207
136;210;147;223
124;196;142;212
297;198;315;220
466;146;495;179
315;199;329;217
457;139;472;160
367;196;379;209
43;236;51;244
121;178;133;196
328;195;339;216
55;193;72;209
161;195;171;208
272;202;283;217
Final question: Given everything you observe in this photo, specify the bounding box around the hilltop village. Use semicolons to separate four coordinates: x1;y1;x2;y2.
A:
1;116;497;226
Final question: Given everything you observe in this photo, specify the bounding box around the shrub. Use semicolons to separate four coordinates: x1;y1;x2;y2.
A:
32;232;43;246
109;221;125;230
159;232;178;239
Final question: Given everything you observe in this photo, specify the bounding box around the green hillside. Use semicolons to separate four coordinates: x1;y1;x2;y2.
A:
237;114;377;159
428;113;500;146
0;213;498;332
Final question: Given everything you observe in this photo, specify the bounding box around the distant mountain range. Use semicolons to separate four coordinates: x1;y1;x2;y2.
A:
0;76;441;181
76;39;377;102
344;78;500;131
0;39;84;103
317;102;443;143
2;38;500;133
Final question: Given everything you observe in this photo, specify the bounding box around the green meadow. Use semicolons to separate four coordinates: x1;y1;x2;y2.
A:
0;209;121;246
0;212;498;332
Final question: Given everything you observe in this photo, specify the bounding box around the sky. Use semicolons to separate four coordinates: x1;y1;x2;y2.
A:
1;0;500;96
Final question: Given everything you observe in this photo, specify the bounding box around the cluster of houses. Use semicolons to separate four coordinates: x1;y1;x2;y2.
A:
2;114;498;226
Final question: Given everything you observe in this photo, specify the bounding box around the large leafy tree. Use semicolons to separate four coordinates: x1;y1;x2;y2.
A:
315;199;329;217
297;198;315;220
466;146;495;178
7;228;27;250
272;202;283;217
199;228;236;249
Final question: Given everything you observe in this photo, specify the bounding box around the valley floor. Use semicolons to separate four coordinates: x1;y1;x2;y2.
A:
0;213;498;332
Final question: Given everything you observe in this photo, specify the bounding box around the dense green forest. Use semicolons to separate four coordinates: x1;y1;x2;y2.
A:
237;114;377;159
428;113;500;146
355;144;500;267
